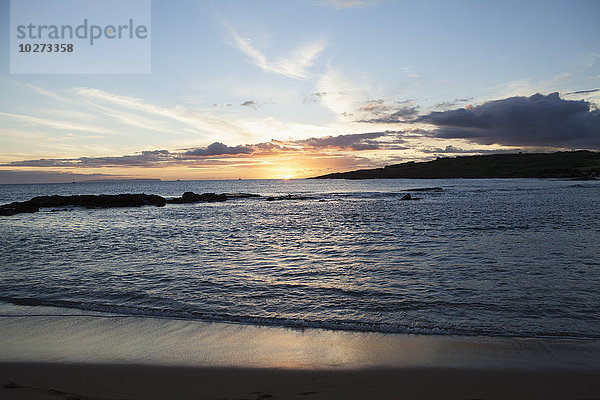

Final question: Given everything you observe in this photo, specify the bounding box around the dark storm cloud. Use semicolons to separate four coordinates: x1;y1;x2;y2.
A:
417;92;600;148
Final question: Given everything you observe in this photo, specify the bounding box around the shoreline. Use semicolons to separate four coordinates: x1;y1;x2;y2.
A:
2;315;600;369
1;315;599;399
0;315;600;370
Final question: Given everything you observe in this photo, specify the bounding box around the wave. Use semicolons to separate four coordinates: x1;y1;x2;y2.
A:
1;297;597;340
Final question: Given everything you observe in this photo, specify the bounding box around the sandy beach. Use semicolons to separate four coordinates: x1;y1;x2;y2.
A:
3;363;600;400
1;315;599;399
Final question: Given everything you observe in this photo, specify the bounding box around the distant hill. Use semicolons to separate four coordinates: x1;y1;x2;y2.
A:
78;178;162;183
311;151;600;180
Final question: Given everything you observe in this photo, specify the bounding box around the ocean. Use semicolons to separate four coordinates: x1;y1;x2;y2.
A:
0;178;599;338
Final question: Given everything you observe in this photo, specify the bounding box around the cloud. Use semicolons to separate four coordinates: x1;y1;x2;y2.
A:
2;131;409;169
25;83;72;103
278;130;405;151
3;143;258;168
314;67;375;119
0;111;113;135
417;92;600;148
224;22;324;79
432;98;473;111
566;89;600;95
419;145;520;155
293;132;386;150
358;99;394;113
357;100;420;123
303;91;348;104
183;142;254;157
73;87;246;139
241;100;257;108
4;150;174;168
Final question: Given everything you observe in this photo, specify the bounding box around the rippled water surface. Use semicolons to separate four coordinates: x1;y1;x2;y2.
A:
1;179;599;337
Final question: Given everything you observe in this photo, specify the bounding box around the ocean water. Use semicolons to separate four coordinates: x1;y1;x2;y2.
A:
0;178;599;338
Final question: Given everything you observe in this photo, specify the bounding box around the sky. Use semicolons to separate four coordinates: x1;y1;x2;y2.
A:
1;0;599;183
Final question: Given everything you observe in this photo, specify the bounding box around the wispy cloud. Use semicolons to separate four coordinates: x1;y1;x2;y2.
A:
314;67;369;119
25;83;72;103
0;111;113;135
223;21;325;79
73;87;247;139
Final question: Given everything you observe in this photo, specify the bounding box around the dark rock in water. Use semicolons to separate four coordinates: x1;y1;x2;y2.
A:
0;200;39;216
167;192;227;204
224;193;262;199
1;191;262;216
265;194;314;201
402;187;443;192
400;193;421;201
0;193;166;216
28;194;167;208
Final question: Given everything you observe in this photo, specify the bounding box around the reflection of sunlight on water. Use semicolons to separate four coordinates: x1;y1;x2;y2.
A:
1;179;600;337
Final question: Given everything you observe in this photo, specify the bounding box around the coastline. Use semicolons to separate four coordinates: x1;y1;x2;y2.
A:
1;315;599;399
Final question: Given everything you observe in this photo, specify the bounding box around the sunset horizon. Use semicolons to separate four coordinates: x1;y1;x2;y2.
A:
1;2;600;399
1;0;599;183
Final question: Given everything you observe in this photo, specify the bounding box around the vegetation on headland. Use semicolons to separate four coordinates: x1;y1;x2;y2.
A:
311;151;600;180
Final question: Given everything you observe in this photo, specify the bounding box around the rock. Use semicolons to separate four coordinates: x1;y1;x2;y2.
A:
265;194;314;201
0;200;39;216
30;194;167;208
224;193;262;199
402;187;443;192
0;194;166;216
0;191;257;217
400;193;422;201
167;192;227;204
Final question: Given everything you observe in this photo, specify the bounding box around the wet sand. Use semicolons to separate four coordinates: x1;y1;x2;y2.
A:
1;315;599;399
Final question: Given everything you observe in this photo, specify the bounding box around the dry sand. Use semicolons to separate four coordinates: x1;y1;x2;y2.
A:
1;315;599;399
2;363;600;400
